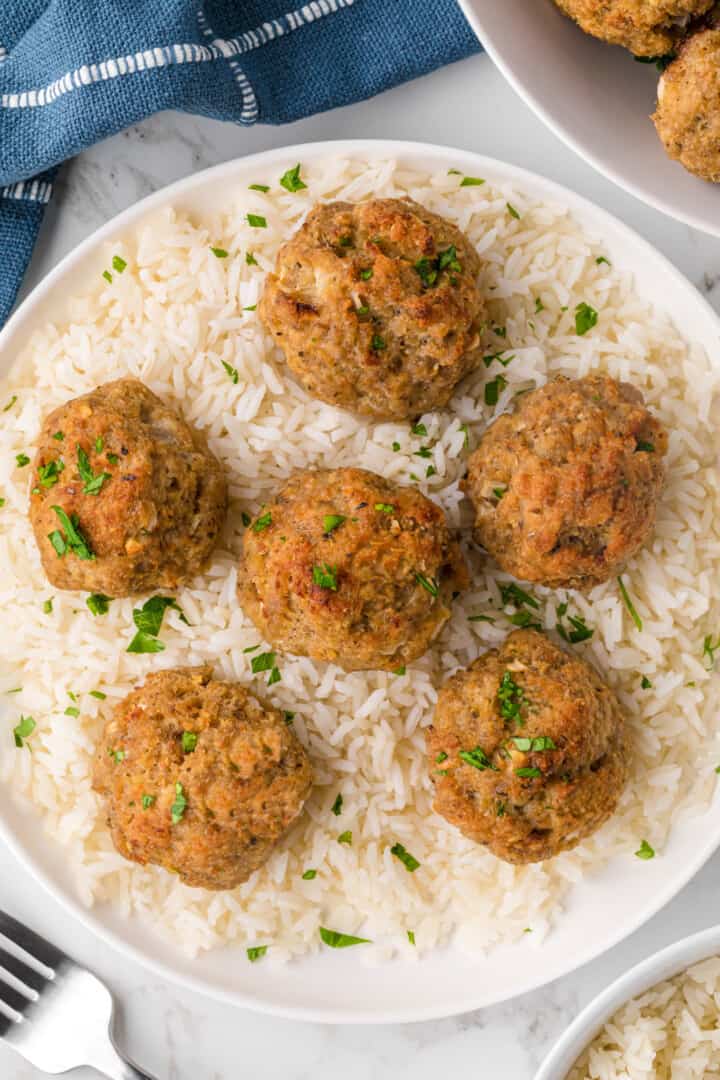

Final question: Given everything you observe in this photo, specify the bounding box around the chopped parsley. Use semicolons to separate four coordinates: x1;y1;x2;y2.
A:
426;465;436;479
411;422;427;437
498;671;526;725
633;53;675;72
0;498;5;508
49;506;94;560
703;634;720;670
459;176;485;187
247;213;267;228
374;502;394;514
506;202;520;219
15;453;30;467
90;690;106;700
279;163;307;193
555;603;594;644
249;183;270;192
617;576;643;631
460;423;469;448
77;446;111;496
107;453;119;464
108;748;125;764
243;644;260;654
468;613;494;623
251;651;276;674
635;839;655;860
86;593;111;616
415;573;438;597
394;666;406;676
64;705;80;717
574;302;598;336
319;927;370;949
268;666;281;686
38;458;65;488
338;830;352;845
596;256;611;266
331;793;343;816
484;375;507;407
141;794;156;810
283;711;295;724
102;270;113;284
241;511;251;527
641;676;653;689
43;598;53;614
391;843;420;872
222;360;239;384
500;583;539;610
302;869;317;880
512;736;556;752
413;245;461;288
535;297;544;312
210;246;229;258
436;751;448;764
244;304;257;312
415;446;432;459
359;268;373;281
181;731;198;753
127;595;187;653
483;351;515;369
170;782;187;824
13;715;35;749
112;255;127;273
323;513;346;534
515;766;541;779
371;334;386;352
635;440;655;453
459;746;497;771
246;251;258;266
247;945;269;963
252;511;272;532
3;395;17;412
492;486;507;500
312;563;338;590
407;930;416;945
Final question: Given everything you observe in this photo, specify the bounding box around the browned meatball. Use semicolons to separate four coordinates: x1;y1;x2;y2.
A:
463;375;667;590
654;26;720;182
29;378;227;597
426;630;628;864
92;665;313;890
237;467;468;672
258;198;485;420
552;0;712;55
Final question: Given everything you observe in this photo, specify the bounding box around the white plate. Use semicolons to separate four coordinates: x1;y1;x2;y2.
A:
1;140;720;1024
536;923;720;1078
460;0;720;237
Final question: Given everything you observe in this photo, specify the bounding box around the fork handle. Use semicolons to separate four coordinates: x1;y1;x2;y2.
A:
88;1037;157;1080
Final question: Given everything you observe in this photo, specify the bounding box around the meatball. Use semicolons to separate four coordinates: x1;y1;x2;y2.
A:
29;378;227;596
654;27;720;182
92;665;313;890
426;629;627;863
551;0;712;55
237;467;468;672
463;375;667;590
258;198;485;420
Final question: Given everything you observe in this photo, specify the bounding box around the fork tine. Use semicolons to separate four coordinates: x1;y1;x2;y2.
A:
0;911;66;972
0;945;47;993
0;979;32;1016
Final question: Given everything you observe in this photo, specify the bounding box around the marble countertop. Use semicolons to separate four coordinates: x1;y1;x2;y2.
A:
4;50;720;1080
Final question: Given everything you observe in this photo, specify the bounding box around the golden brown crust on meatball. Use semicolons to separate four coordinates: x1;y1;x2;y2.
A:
258;198;485;420
29;378;227;597
237;467;469;672
552;0;712;55
426;630;628;864
463;375;667;590
654;27;720;182
92;665;313;890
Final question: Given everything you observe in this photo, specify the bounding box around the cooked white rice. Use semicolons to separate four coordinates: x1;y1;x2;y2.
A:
569;956;720;1079
1;157;719;962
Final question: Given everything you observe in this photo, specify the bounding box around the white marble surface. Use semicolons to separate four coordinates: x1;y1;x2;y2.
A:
4;50;720;1080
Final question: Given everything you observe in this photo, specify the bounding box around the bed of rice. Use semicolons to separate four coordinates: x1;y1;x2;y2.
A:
0;156;719;963
569;956;720;1078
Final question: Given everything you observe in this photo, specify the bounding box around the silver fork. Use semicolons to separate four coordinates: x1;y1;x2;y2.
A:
0;909;156;1078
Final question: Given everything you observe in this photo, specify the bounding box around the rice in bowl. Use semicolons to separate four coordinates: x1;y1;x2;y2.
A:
0;156;719;963
568;956;720;1079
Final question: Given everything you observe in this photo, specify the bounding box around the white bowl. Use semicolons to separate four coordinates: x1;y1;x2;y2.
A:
459;0;720;237
536;923;720;1078
1;140;720;1023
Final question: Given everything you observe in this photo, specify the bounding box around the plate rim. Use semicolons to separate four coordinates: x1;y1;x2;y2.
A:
2;138;720;1024
458;0;720;239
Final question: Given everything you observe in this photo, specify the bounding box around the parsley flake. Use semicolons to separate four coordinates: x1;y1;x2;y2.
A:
86;593;111;616
322;514;346;534
279;163;307;193
635;839;655;860
574;302;598;336
247;213;267;228
319;927;370;949
391;843;420;872
170;782;187;824
13;715;35;749
312;563;338;590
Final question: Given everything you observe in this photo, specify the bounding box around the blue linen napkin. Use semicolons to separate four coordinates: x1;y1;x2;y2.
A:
0;0;481;327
